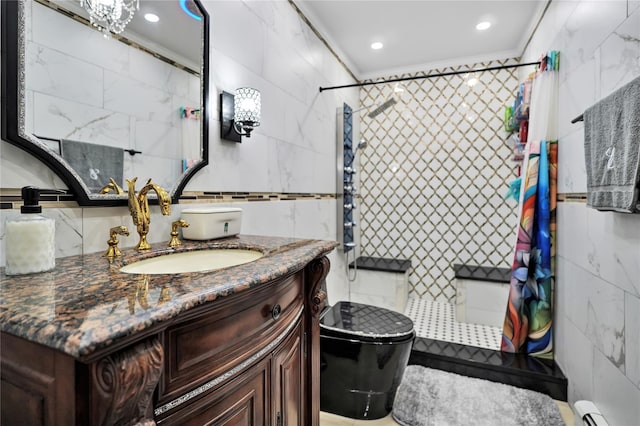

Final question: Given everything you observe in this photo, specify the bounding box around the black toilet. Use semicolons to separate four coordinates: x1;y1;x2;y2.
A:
320;301;415;420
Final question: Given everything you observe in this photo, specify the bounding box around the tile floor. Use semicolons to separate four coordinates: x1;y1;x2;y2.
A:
404;298;502;350
320;400;575;425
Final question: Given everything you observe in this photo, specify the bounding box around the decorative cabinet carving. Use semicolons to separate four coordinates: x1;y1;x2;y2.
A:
0;255;331;426
89;337;164;425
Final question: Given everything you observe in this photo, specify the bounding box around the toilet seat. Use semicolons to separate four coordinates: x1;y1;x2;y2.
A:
320;301;414;342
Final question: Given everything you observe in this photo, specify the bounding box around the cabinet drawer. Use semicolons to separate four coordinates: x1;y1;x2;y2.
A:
159;272;303;402
158;357;270;425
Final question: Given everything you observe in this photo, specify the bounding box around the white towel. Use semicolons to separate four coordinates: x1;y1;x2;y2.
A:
584;76;640;212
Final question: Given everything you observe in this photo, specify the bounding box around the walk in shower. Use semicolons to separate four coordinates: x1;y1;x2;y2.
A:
329;58;532;351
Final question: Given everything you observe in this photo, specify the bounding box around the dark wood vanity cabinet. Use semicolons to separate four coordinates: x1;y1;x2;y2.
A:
0;255;331;426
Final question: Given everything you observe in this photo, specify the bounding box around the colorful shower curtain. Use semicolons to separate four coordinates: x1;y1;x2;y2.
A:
502;52;559;357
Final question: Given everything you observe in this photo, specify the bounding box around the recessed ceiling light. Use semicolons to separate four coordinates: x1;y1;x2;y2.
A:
144;13;160;23
476;21;491;31
371;42;384;50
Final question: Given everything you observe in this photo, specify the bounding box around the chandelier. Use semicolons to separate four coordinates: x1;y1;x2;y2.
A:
80;0;139;37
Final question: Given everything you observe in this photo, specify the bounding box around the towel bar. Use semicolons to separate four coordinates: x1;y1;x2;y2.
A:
571;114;584;123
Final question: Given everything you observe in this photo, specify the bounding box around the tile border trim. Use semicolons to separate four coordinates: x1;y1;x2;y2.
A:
0;190;336;209
557;193;587;203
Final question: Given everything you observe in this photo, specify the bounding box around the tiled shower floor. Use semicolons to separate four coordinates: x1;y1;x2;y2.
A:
404;298;501;350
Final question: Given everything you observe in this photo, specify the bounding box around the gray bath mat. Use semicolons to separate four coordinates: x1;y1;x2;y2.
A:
392;366;564;426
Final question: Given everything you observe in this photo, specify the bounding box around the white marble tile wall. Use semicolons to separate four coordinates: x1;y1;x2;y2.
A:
25;42;104;108
32;93;131;150
348;269;409;313
0;143;67;191
455;279;510;328
30;3;130;76
522;1;640;423
1;1;358;301
185;0;359;195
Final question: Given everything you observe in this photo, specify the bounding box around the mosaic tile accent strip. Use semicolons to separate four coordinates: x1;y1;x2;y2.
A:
0;189;335;209
404;298;501;351
0;188;584;211
359;59;521;302
181;192;335;203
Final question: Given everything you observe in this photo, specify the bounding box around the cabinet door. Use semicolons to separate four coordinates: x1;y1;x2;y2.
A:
272;318;305;426
159;358;270;426
0;333;75;426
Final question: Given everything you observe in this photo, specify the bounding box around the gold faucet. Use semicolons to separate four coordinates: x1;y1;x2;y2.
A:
99;177;125;195
168;219;189;248
126;178;172;251
103;225;130;258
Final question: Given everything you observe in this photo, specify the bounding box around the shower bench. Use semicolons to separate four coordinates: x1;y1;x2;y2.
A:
348;256;411;313
454;264;510;327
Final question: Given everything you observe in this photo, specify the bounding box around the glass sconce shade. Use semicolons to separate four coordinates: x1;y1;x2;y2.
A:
233;87;261;135
81;0;139;36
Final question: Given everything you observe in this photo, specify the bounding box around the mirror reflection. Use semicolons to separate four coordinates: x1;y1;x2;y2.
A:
4;0;209;204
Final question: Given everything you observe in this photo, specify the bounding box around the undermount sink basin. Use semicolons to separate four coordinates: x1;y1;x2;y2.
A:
119;249;264;275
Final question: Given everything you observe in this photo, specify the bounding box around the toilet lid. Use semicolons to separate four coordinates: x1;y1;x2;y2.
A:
320;301;414;339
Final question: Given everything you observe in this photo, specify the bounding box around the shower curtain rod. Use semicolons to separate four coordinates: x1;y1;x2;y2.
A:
318;61;541;92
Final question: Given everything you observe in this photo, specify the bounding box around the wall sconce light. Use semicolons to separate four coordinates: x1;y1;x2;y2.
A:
220;88;261;143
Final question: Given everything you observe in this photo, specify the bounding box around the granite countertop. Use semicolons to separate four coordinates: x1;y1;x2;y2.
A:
0;235;337;361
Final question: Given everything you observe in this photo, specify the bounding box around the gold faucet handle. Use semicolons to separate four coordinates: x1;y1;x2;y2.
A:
168;219;189;248
103;226;130;258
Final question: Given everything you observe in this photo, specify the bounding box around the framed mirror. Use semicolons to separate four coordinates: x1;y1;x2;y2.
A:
1;0;210;206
